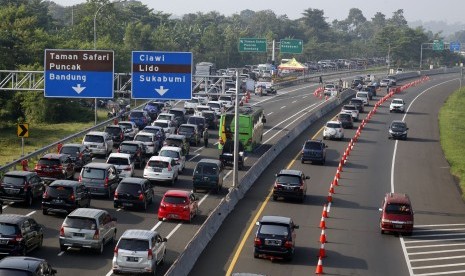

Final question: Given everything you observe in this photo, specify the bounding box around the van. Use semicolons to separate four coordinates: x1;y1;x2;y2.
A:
192;159;223;193
82;131;113;157
379;192;414;235
79;163;120;198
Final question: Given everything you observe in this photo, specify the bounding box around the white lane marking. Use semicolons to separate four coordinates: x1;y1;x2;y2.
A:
413;227;465;232
412;263;465;270
151;221;163;231
409;249;465;255
303;96;308;99
187;153;201;162
116;208;122;212
26;211;35;216
280;106;286;109
166;223;182;239
415;270;465;276
391;79;459;276
405;237;465;244
58;251;65;257
416;223;465;227
198;193;209;205
263;102;320;136
410;255;465;262
267;112;273;116
406;243;465;249
292;100;297;103
194;147;204;153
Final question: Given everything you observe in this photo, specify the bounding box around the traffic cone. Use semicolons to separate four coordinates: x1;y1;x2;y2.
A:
332;177;338;187
325;95;329;101
315;256;324;274
327;192;333;202
338;161;343;172
322;204;328;218
335;169;340;180
319;216;326;229
319;243;326;258
329;184;335;194
319;228;327;243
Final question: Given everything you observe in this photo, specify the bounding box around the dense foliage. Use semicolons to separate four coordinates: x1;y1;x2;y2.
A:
0;0;463;125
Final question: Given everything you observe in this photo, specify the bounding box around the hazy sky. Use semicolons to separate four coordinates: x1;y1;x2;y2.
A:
54;0;465;24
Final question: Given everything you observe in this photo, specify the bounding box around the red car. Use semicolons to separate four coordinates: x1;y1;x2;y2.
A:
34;153;75;181
158;190;198;223
379;192;414;235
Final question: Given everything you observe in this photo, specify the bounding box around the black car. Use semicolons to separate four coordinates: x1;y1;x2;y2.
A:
113;177;154;211
118;141;147;169
187;116;207;134
169;108;187;126
0;215;43;256
201;111;219;129
254;216;299;261
0;171;44;206
59;143;93;171
104;125;125;147
388;120;408;140
42;180;91;215
0;256;57;276
351;79;364;89
349;98;364;113
272;169;309;202
338;113;354;129
301;140;327;164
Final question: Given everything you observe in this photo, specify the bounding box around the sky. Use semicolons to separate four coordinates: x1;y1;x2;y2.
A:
53;0;465;24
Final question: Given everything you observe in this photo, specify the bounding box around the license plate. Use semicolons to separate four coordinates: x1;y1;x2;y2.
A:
52;199;64;204
153;168;162;172
168;214;179;219
394;224;403;229
0;240;8;244
126;256;138;262
73;233;84;237
5;189;19;194
123;203;133;207
265;239;281;246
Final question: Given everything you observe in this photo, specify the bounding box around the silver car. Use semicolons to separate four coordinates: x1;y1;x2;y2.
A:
59;208;117;254
106;153;135;178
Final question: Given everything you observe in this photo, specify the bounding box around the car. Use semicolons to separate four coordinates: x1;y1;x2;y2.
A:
128;110;151;130
113;177;154;211
272;169;309;202
351;78;364;89
157;190;198;223
355;91;370;105
207;101;223;116
395;68;403;74
323;83;338;97
219;139;245;170
192;159;224;193
59;208;117;254
349;98;364;113
104;125;126;147
118;121;139;140
388;120;408;140
158;146;186;174
201;110;219;129
387;75;397;86
362;85;376;98
0;256;57;275
338;112;354;129
118;141;147;169
301;140;327;164
253;216;299;261
141;125;166;143
143;101;164;121
163;134;190;156
194;105;212;116
390;98;406;113
106;153;135;178
58;143;93;171
168;108;187;126
112;229;167;275
79;162;120;199
187;115;207;134
134;132;160;156
177;123;201;146
341;104;359;121
42;180;91;215
184;97;200;113
218;95;234;109
323;120;344;140
82;131;113;157
379;192;414;235
34;153;75;181
194;93;210;104
156;112;177;126
379;79;391;87
152;119;176;135
0;171;44;206
0;214;43;256
143;156;179;185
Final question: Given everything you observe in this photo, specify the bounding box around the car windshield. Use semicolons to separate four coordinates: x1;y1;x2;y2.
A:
350;100;362;105
188;99;199;103
105;127;121;135
304;142;321;150
195;164;218;175
259;224;289;236
154;122;168;128
60;146;80;156
165;139;182;147
158;115;172;121
82;168;105;179
63;217;97;230
197;107;210;112
202;112;214;119
276;175;301;186
326;123;341;128
120;144;138;152
219;96;231;101
385;203;411;215
38;158;60;166
84;135;104;143
159;150;179;159
188;117;204;124
170;110;184;117
47;185;73;197
117;183;141;194
163;195;188;204
119;123;132;129
344;106;356;111
2;176;25;186
339;114;351;120
147;160;169;168
0;223;20;235
107;157;129;166
391;123;406;131
135;135;152;142
392;100;403;104
179;126;194;133
118;238;149;251
130;111;143;118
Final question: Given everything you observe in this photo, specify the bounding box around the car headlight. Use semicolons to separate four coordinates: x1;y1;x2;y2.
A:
381;219;391;223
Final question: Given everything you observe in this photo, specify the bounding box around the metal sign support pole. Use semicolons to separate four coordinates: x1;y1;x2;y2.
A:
21;137;24;157
232;70;240;188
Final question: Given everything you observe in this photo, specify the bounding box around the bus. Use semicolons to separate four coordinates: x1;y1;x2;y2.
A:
218;106;266;152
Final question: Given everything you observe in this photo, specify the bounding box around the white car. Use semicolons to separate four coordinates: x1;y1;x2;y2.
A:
396;68;403;74
82;131;114;157
152;119;176;135
194;105;212;116
106;153;135;178
158;146;186;174
134;132;160;155
323;120;344;140
195;93;210;104
207;101;224;116
184;97;200;113
118;121;139;140
390;98;406;113
143;156;179;185
380;79;391;87
324;83;338;97
341;104;359;121
355;91;370;105
218;95;234;109
156;112;176;123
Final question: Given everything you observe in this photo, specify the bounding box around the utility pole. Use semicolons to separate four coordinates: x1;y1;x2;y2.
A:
387;43;391;75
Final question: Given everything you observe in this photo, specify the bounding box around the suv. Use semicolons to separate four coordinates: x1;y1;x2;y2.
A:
201;111;218;129
118;141;147;169
42;180;91;215
192;159;224;193
129;110;151;130
169;108;187;126
0;256;57;275
341;104;359;121
349;98;364;113
134;132;160;156
164;134;190;156
0;215;43;256
187;116;207;134
184;97;200;113
79;163;120;199
338;112;354;129
112;229;167;275
34;153;75;181
301;140;327;164
143;156;179;185
272;170;309;202
177;124;200;146
143;101;163;121
104;125;126;147
254;216;299;261
379;193;414;235
59;208;117;254
113;177;154;211
388;120;408;140
323;120;344;140
59;144;93;171
355;91;370;105
118;121;139;140
390;98;406;113
106;153;135;178
0;171;44;206
82;131;113;157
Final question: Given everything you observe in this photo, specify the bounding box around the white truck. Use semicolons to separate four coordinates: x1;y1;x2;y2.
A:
255;77;276;96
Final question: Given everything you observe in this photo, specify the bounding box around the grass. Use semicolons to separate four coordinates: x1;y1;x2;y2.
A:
439;86;465;200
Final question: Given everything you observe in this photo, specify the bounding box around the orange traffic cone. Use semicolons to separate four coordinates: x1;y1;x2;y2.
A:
319;243;326;258
325;95;329;101
327;192;333;203
319;228;327;243
329;184;335;194
322;204;328;218
315;256;324;274
335;169;340;180
338;161;343;172
319;216;326;229
332;177;338;187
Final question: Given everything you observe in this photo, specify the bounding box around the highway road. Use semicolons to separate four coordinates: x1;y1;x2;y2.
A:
0;75;348;275
190;73;465;276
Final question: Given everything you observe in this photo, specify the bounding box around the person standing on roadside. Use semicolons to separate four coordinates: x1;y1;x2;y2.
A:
203;128;209;147
319;75;323;84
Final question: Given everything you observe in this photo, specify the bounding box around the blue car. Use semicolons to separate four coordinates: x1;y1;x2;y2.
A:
128;110;151;130
301;139;327;164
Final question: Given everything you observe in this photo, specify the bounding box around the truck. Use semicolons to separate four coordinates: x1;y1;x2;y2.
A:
219;139;244;170
255;76;276;95
195;62;216;81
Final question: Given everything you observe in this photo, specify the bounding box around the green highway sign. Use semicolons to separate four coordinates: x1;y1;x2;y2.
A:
433;39;444;51
239;38;267;52
280;39;303;54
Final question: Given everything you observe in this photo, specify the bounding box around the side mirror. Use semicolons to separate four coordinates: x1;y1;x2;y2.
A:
255;221;260;226
379;208;383;212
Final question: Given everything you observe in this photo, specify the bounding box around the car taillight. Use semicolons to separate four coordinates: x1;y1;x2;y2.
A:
138;193;144;201
69;193;75;201
284;240;293;248
15;234;23;243
147;249;153;260
78;175;82;182
93;229;99;240
43;191;49;199
183;204;189;210
114;246;119;257
114;191;118;199
167;164;172;171
104;178;109;188
59;226;64;237
120;133;124;140
160;202;166;208
254;237;262;246
124;167;132;171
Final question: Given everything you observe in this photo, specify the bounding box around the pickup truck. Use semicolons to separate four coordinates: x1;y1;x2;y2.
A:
219;140;244;170
255;77;277;95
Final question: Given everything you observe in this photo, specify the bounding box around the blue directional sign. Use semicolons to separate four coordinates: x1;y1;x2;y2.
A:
450;41;461;52
44;49;114;98
132;51;192;100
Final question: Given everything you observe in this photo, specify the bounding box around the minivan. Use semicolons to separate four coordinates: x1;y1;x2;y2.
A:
82;131;113;157
79;163;120;199
379;192;414;235
192;159;224;193
42;180;91;215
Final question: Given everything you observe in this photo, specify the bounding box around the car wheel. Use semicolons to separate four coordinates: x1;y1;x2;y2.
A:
272;195;278;201
380;229;385;234
42;208;48;215
158;217;163;221
253;250;259;259
97;242;104;254
60;244;67;252
27;194;33;207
